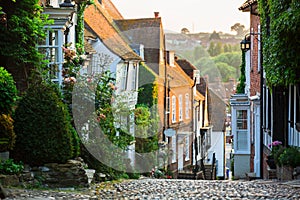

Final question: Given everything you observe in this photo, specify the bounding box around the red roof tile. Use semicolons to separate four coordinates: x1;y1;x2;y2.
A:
84;2;141;60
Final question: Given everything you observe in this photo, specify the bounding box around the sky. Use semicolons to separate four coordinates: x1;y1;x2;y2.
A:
110;0;250;34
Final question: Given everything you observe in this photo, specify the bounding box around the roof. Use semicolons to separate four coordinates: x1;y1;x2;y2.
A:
114;18;164;74
208;88;227;131
102;0;123;20
114;18;162;48
176;59;197;79
84;2;141;60
176;58;207;97
239;0;257;11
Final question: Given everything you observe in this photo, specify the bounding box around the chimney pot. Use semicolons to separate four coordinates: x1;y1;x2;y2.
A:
154;12;159;18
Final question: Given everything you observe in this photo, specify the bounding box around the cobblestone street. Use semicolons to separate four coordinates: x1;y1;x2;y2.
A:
3;178;300;200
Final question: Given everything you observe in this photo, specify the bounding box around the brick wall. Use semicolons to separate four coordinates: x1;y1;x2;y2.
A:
250;14;261;97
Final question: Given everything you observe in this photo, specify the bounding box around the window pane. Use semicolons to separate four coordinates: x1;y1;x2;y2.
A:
237;130;248;150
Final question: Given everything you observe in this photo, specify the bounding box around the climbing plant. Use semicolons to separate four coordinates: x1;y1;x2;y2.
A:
136;63;159;155
0;0;50;70
236;51;246;94
75;0;94;55
258;0;300;86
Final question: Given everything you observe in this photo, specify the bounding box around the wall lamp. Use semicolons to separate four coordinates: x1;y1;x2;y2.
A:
240;32;261;52
240;34;251;52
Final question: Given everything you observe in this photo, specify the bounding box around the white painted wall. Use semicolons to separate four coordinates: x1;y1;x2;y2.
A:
207;131;225;177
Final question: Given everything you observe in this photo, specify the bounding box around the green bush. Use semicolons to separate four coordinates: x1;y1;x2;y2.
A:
0;159;24;175
12;81;80;166
279;146;300;168
0;114;16;152
0;67;18;114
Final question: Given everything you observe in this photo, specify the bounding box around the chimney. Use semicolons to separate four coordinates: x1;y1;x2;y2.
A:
154;12;159;18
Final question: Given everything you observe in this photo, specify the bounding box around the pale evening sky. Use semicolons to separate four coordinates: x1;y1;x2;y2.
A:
110;0;250;34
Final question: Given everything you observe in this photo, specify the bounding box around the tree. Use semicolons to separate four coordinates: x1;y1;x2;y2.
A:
209;30;221;40
231;23;246;37
181;27;190;34
0;0;49;91
13;80;79;166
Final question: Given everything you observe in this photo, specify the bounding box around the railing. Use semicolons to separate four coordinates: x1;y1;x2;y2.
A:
289;127;300;147
263;130;272;149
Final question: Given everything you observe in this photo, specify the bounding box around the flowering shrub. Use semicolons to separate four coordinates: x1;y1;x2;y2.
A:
269;140;284;165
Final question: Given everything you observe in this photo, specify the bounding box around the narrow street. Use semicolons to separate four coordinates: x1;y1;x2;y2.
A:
4;178;300;200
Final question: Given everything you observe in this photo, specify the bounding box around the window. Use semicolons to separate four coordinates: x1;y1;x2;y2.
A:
185;136;190;161
172;135;176;163
172;95;176;123
236;110;248;151
38;29;63;85
131;64;138;90
179;95;183;121
120;63;128;91
185;93;190;119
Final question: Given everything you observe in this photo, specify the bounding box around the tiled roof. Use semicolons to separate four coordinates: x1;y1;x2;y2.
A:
114;18;162;48
84;2;141;60
176;58;207;98
114;18;163;74
102;0;123;20
84;27;97;54
208;88;227;131
239;0;257;11
176;59;197;79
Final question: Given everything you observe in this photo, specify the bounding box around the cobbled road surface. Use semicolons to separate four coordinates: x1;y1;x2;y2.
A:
4;179;300;200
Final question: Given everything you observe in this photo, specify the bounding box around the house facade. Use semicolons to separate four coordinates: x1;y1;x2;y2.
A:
114;13;207;176
232;0;261;178
238;0;300;179
83;0;142;168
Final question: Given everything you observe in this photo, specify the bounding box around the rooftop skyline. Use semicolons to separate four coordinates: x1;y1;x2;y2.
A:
110;0;250;34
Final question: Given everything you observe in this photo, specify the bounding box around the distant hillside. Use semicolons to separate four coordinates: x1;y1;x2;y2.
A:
165;31;242;51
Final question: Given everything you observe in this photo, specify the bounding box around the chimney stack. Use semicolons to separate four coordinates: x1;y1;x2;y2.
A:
154;12;159;18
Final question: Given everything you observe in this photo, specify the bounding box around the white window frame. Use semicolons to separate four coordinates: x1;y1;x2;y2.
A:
172;95;176;123
185;93;190;119
233;108;250;154
38;29;64;85
131;63;138;91
120;63;128;91
179;95;183;121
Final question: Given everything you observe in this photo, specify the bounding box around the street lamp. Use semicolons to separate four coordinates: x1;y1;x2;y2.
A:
240;35;251;52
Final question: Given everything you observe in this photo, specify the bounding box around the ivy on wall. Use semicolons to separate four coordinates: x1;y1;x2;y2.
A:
236;51;246;94
258;0;300;86
136;63;159;157
76;0;94;55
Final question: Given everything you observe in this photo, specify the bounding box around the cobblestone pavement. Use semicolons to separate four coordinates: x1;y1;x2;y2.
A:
3;179;300;200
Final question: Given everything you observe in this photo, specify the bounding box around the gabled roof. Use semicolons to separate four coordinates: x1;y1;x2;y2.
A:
114;18;164;74
239;0;257;11
208;88;227;131
84;2;141;60
176;58;207;97
114;18;162;48
176;59;197;79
